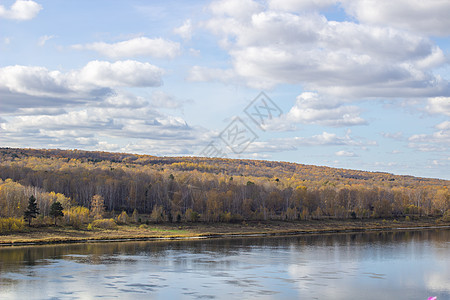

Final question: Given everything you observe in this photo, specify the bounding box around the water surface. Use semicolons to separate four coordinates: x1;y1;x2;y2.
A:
0;229;448;299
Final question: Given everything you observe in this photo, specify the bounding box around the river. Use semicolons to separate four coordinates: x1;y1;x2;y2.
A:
0;229;449;299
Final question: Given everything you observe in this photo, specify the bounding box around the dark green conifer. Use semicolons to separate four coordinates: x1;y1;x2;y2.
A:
24;195;40;226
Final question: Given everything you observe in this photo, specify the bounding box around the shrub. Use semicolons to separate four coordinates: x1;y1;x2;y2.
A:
116;211;129;224
92;218;117;229
0;217;25;233
132;209;139;223
441;210;450;222
185;208;199;222
150;205;165;223
64;206;89;228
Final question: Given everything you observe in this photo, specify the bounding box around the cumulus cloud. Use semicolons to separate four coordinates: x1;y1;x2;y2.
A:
15;107;67;115
209;0;262;21
103;91;148;108
78;60;163;87
269;0;337;11
426;97;450;116
436;121;450;131
335;150;358;157
0;60;163;110
292;131;361;146
381;132;403;140
151;91;184;109
408;121;450;152
286;92;366;127
270;0;450;36
245;130;370;153
0;0;42;20
174;19;193;40
343;0;450;36
72;37;181;59
201;0;449;97
0;99;204;154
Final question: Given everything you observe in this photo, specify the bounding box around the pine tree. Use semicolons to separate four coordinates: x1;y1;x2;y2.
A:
24;195;40;226
50;201;64;226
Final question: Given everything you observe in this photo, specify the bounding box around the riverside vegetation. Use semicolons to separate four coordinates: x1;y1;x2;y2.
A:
0;148;448;244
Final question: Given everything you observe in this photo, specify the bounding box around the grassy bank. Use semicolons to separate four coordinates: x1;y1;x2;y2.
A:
1;218;448;246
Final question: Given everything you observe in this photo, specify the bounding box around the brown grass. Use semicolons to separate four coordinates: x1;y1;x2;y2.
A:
0;218;448;246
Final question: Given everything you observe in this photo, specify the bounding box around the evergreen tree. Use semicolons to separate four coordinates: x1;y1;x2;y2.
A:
24;195;40;226
50;201;64;226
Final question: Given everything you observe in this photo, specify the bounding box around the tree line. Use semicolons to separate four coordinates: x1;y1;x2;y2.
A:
0;148;448;226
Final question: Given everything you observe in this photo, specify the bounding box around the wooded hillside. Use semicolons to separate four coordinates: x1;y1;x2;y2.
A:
0;148;448;223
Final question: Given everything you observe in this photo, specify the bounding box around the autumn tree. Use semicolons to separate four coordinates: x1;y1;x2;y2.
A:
1;148;449;223
150;205;165;223
49;201;64;225
116;211;129;224
132;209;139;223
90;194;105;219
24;195;39;226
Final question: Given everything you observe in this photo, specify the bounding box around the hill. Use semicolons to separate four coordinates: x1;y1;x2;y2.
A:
0;147;448;223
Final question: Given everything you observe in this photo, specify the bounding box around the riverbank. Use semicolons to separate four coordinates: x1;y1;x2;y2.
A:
1;218;448;246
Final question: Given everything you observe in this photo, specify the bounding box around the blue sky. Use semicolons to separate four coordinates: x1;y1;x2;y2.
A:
0;0;449;179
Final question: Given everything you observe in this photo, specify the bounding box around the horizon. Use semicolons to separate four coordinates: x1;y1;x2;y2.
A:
0;0;449;180
3;146;449;181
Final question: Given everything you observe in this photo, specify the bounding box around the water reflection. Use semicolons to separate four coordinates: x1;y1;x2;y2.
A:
0;229;448;299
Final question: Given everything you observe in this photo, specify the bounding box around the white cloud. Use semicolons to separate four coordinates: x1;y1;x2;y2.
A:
151;91;183;109
409;131;450;144
104;92;148;108
286;92;366;127
269;0;337;11
408;121;450;152
0;60;163;103
37;35;55;46
174;19;193;40
245;130;369;153
293;131;357;146
381;131;403;140
0;0;42;20
0;99;203;154
343;0;450;36
426;97;450;116
209;0;262;21
436;121;450;131
335;150;358;157
78;60;163;87
202;2;448;96
15;107;67;115
72;37;181;59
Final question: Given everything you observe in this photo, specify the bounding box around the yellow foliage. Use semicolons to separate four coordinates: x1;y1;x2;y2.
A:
92;218;117;229
64;206;89;228
0;217;25;233
116;211;129;224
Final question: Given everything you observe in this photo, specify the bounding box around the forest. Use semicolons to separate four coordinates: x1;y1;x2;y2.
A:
0;147;448;231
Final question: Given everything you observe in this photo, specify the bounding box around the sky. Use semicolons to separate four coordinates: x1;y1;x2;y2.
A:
0;0;449;180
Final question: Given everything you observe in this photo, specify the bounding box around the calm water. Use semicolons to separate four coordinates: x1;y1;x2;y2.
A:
0;229;449;300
